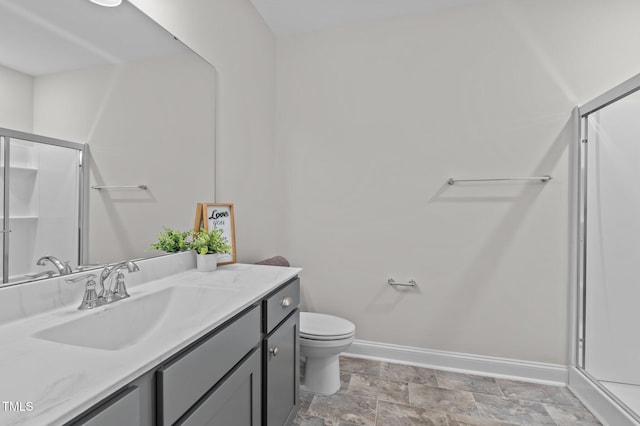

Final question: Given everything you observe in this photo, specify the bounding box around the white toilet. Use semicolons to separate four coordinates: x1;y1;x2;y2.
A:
300;312;356;395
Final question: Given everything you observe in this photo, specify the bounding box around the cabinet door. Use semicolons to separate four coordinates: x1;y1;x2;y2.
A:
178;348;261;426
265;310;299;426
71;386;140;426
158;306;260;426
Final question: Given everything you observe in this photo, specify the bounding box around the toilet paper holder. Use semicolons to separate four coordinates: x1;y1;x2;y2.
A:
387;278;417;287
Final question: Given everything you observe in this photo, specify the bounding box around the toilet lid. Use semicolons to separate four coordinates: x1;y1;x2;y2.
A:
300;312;355;340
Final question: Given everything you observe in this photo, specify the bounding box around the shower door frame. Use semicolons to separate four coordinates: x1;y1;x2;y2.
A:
0;127;89;286
571;72;640;426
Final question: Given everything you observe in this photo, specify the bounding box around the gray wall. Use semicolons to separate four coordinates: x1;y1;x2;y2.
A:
33;53;215;263
130;0;282;263
128;0;640;365
276;0;640;364
0;64;33;132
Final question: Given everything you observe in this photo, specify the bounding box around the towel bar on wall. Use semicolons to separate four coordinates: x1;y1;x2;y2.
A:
447;175;552;185
387;278;417;287
91;185;148;190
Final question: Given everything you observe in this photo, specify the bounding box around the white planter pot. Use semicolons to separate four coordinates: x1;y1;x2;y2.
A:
196;253;218;272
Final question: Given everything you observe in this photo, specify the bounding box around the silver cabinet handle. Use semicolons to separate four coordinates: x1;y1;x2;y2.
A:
269;347;279;357
281;296;293;308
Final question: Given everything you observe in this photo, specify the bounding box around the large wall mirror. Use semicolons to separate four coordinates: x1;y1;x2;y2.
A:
0;0;216;286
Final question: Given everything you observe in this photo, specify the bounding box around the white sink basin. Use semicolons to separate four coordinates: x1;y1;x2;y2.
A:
33;286;238;351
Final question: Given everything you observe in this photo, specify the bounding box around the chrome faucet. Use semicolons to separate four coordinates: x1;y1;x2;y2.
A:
36;256;72;275
66;261;140;310
99;261;139;302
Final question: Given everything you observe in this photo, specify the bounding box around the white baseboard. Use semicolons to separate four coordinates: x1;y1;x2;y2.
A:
343;339;568;386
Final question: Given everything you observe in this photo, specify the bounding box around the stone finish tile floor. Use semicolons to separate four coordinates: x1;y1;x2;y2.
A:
294;356;601;426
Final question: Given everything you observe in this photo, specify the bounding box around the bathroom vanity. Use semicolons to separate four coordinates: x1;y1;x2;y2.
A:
0;253;301;426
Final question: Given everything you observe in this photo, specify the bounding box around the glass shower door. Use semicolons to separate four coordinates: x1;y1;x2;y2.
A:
0;136;5;282
580;89;640;420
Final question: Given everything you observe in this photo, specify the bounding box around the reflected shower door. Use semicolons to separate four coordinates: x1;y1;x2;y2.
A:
7;138;81;283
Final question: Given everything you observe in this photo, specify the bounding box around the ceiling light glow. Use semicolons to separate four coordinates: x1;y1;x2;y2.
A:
89;0;122;7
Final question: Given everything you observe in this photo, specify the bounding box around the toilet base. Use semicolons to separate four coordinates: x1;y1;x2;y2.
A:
302;354;341;395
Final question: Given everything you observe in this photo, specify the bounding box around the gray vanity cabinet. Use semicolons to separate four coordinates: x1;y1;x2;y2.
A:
263;278;300;426
67;276;301;426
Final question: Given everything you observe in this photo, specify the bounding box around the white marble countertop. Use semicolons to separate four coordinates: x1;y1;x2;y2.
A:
0;254;301;425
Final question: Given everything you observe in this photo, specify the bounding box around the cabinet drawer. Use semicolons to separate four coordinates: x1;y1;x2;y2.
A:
264;278;299;334
157;306;260;426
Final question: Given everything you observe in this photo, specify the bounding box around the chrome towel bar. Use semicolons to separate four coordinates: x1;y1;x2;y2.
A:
447;175;552;185
91;185;148;190
387;278;417;287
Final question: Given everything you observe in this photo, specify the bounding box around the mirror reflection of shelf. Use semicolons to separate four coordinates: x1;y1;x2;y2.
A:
0;166;38;174
0;216;39;220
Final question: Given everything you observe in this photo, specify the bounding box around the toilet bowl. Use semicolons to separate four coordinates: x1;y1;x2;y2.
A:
300;312;355;395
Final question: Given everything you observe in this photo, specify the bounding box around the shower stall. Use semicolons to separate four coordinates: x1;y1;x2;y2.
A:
572;74;640;425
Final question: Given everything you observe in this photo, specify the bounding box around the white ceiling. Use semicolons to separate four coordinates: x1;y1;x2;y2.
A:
0;0;488;76
250;0;486;36
0;0;185;76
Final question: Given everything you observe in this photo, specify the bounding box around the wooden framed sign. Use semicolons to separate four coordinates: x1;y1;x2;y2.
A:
194;203;204;234
201;203;237;265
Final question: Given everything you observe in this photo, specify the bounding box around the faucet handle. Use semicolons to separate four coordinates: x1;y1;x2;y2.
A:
112;271;131;300
25;270;55;279
66;274;103;310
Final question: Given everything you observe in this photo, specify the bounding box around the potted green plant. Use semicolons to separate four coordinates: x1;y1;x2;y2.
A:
190;228;231;272
150;227;191;253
